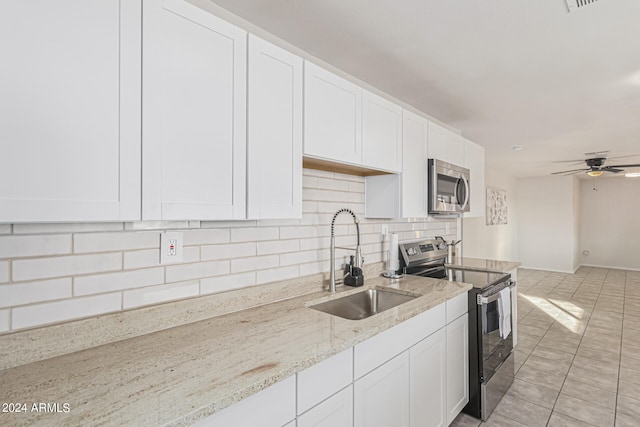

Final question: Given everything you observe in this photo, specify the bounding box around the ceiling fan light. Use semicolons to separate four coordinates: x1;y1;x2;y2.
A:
587;170;604;177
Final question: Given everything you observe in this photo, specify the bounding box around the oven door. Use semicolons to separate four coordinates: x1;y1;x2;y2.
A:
478;283;515;420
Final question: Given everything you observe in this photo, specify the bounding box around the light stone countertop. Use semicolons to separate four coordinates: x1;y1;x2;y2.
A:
0;274;471;427
445;256;521;274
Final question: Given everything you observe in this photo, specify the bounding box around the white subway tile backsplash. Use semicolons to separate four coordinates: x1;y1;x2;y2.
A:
165;260;229;283
0;234;72;259
279;226;317;239
74;231;160;254
231;255;279;274
299;236;330;251
231;227;279;243
122;281;199;309
256;265;299;285
348;181;365;192
200;272;256;295
12;293;121;330
74;268;165;296
124;246;199;270
12;253;122;282
299;261;326;277
0;309;9;332
182;229;229;246
201;242;256;261
0;278;72;308
0;168;458;333
257;240;299;255
13;222;124;234
315;177;351;191
304;189;355;203
280;250;317;266
0;261;8;283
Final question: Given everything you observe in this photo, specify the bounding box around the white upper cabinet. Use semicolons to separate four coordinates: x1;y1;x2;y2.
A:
464;139;486;218
304;62;362;165
427;121;465;167
142;0;247;220
365;109;427;219
247;35;302;219
362;91;402;173
0;0;141;222
401;111;429;217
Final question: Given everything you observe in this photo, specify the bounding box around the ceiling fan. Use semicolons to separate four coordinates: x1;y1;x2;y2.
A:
551;153;640;177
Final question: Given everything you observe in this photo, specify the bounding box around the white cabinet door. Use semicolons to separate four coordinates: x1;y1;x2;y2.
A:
409;328;446;427
464;139;485;218
354;352;410;427
427;121;464;167
0;0;141;222
192;376;296;427
364;109;427;219
401;111;429;217
298;385;353;427
304;61;362;164
362;91;402;172
247;35;302;219
142;0;247;220
446;313;469;425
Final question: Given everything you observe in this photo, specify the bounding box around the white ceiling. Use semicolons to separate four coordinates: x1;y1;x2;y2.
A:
207;0;640;178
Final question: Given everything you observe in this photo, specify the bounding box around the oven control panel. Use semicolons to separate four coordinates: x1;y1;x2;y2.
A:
398;239;447;268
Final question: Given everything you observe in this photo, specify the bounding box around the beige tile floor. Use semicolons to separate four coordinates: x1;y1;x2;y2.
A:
452;266;640;427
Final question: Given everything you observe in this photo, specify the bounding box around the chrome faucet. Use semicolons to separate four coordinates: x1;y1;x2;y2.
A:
329;208;364;293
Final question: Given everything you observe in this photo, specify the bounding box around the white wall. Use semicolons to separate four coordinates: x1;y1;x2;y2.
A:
0;169;457;334
517;175;579;273
462;168;518;261
580;177;640;270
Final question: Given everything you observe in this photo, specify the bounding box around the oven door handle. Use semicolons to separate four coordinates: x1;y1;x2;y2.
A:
477;281;515;305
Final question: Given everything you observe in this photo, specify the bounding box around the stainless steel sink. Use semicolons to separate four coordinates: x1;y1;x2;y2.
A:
310;288;418;320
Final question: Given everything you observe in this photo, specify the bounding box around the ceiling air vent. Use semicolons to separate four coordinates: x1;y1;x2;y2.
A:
565;0;601;12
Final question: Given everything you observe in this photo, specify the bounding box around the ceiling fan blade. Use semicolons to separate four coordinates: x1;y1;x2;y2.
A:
603;167;623;173
551;168;588;175
565;170;587;176
607;155;640;161
608;164;640;168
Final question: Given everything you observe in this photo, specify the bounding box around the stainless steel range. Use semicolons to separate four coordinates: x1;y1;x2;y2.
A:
398;238;515;421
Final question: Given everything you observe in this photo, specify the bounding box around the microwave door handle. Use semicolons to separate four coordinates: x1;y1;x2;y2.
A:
459;174;470;210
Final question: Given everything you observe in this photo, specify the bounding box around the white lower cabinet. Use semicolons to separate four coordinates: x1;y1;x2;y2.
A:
354;351;410;427
298;385;353;427
195;296;469;427
409;328;447;427
191;376;296;427
446;313;469;425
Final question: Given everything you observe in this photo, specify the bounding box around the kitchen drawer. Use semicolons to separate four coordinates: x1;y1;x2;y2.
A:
354;303;445;379
446;292;468;324
192;376;295;427
297;348;353;415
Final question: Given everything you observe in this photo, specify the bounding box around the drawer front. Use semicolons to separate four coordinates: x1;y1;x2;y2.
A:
354;303;445;379
297;348;353;414
446;292;468;324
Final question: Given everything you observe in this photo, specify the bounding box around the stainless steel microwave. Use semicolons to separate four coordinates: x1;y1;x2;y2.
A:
428;159;470;214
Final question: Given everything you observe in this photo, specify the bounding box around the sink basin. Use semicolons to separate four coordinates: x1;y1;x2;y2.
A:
310;288;418;320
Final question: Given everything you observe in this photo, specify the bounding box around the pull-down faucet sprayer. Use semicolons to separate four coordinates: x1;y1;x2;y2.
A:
329;208;364;293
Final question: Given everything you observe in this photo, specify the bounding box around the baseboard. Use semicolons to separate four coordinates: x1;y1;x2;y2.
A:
518;265;576;274
579;263;640;272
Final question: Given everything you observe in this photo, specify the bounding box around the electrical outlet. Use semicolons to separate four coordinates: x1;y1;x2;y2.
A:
381;225;388;239
445;223;450;234
160;232;183;264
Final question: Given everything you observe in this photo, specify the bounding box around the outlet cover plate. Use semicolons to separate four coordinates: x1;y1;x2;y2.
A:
160;232;184;264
